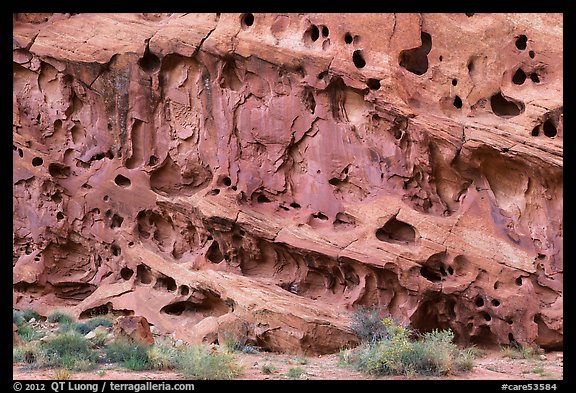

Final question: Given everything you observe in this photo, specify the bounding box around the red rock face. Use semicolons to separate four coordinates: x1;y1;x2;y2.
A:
13;13;562;353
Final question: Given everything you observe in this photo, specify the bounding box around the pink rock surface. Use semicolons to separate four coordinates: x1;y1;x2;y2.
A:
13;13;562;353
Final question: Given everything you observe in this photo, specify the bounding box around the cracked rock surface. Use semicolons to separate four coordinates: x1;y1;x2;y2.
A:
13;13;562;354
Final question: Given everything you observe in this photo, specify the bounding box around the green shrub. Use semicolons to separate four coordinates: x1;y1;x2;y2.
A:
104;339;151;370
261;363;275;374
176;345;242;380
350;305;390;344
18;324;46;342
22;308;41;322
40;331;96;370
48;311;75;325
147;338;179;370
342;317;476;377
286;367;305;379
502;344;538;359
13;309;25;327
74;317;113;335
13;344;42;364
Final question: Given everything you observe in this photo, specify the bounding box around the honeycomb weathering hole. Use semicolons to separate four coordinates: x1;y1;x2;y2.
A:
136;264;153;284
515;35;528;50
543;119;557;137
512;68;526;85
241;13;254;28
398;32;432;76
114;174;131;187
138;47;160;73
120;267;134;280
376;216;416;243
32;157;43;166
352;50;366;69
490;92;524;117
206;241;224;263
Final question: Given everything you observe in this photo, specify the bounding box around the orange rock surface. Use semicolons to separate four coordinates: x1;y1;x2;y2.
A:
13;13;562;354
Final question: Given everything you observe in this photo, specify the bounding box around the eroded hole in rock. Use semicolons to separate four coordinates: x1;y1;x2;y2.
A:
515;276;523;286
333;212;356;229
209;189;220;196
475;297;485;307
32;157;43;166
179;285;189;296
490;92;524;117
321;25;329;37
512;68;526;84
447;266;454;275
453;96;463;109
515;35;527;50
352;50;366;69
222;176;232;187
136;264;153;284
241;13;254;28
114;174;131;187
367;78;381;90
398;32;432;75
290;202;301;209
128;241;134;247
312;212;328;220
306;24;319;42
376;216;416;243
543;119;557;137
257;194;271;203
419;252;448;282
48;163;71;178
303;88;316;114
111;243;121;256
120;267;134;280
79;303;112;318
154;274;177;292
529;50;535;59
344;32;353;44
410;294;453;334
138;47;160;73
148;155;158;166
466;13;474;17
494;281;501;289
491;299;501;307
482;312;492;322
328;177;342;186
56;212;64;221
420;265;442;282
206;241;224;263
530;73;540;83
470;326;498;347
110;214;124;229
161;302;192;316
531;125;540;136
103;195;109;202
452;78;458;86
18;148;23;158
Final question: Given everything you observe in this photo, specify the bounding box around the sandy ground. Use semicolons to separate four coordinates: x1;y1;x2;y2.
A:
13;348;563;381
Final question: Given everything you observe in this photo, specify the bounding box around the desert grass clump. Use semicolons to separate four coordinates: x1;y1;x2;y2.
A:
342;316;478;377
17;323;46;342
40;331;97;370
261;363;276;374
350;305;389;344
104;339;151;371
176;344;242;380
52;368;71;380
74;317;114;335
286;366;306;379
147;337;179;370
13;309;26;327
48;310;75;325
22;308;41;322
